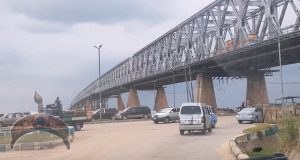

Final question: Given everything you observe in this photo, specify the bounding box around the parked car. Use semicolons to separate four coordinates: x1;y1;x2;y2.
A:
179;103;212;135
236;107;263;123
92;108;118;119
0;112;31;127
152;107;180;124
113;106;151;120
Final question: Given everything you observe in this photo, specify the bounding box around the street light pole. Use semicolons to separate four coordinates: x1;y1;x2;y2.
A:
94;44;102;120
278;38;285;107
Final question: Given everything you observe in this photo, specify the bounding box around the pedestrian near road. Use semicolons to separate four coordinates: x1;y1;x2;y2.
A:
237;102;246;111
246;100;253;108
54;97;62;108
54;97;63;115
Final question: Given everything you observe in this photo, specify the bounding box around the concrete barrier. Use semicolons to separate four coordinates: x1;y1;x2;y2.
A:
229;124;278;160
1;139;67;152
237;154;249;160
235;134;248;144
0;126;74;152
229;139;249;160
0;144;6;152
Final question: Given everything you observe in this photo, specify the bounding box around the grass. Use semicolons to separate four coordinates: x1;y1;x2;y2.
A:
248;147;281;158
277;116;300;153
243;116;300;157
251;114;300;154
242;123;282;158
0;131;60;144
243;123;273;134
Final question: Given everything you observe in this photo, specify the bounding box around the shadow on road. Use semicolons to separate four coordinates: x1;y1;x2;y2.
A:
181;131;214;136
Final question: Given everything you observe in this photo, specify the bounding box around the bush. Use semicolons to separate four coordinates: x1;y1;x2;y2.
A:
278;116;300;151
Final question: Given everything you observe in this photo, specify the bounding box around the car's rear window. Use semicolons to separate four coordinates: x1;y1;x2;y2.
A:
180;106;202;114
240;108;255;112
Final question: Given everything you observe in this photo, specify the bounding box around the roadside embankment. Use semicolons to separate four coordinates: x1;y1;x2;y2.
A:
0;127;74;152
229;124;287;160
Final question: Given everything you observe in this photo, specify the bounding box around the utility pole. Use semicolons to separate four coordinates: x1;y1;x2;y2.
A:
278;38;285;107
94;44;102;120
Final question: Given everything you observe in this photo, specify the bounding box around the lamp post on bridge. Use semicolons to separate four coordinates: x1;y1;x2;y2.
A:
94;44;102;120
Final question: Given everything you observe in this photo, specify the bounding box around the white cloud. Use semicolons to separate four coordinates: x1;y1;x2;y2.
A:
5;0;173;24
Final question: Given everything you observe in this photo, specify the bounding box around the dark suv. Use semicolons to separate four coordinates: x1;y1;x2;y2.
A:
92;108;118;119
113;106;151;120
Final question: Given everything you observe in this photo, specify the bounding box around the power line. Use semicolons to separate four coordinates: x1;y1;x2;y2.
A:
166;91;187;94
267;82;300;85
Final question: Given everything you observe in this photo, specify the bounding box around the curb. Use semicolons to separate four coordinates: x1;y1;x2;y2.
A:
0;139;69;152
229;139;249;160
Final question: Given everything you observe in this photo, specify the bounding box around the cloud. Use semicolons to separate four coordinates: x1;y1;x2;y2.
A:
5;0;173;25
19;16;68;33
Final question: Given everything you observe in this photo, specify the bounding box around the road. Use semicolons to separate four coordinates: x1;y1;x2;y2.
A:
1;116;251;160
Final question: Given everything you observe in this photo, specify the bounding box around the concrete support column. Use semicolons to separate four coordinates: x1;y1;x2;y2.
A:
194;73;217;109
84;104;93;121
154;87;169;111
246;72;269;106
102;97;108;108
84;100;91;110
117;94;125;111
127;88;140;107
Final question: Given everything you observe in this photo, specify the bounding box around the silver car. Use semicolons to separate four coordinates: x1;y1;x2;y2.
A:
152;107;180;123
236;107;263;123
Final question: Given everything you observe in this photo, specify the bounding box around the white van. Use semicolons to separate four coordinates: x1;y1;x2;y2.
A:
179;103;212;135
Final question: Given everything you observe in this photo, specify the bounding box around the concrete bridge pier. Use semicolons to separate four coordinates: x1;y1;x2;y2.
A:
246;71;269;106
100;97;108;109
154;87;169;111
117;94;125;111
91;100;96;111
127;88;140;107
194;73;217;110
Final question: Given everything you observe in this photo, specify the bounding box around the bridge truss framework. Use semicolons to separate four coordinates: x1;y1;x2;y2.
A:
71;0;300;108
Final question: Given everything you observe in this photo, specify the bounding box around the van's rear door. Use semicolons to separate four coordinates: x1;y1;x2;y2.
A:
180;106;202;124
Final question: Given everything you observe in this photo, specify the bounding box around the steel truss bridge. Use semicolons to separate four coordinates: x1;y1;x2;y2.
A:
71;0;300;108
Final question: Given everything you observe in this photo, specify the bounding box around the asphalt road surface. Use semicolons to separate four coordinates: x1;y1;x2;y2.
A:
1;116;251;160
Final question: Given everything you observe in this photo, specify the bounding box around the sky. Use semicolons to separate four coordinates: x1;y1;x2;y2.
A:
0;0;299;113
